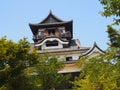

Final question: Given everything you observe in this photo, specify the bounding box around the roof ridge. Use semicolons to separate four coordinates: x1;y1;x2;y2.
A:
39;11;65;24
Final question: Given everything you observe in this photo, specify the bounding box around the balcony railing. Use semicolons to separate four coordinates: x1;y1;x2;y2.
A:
33;31;71;40
33;35;45;40
60;31;71;38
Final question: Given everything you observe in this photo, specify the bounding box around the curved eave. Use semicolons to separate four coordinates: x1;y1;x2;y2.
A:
29;20;72;27
35;37;69;46
29;20;73;35
36;36;69;44
80;42;104;57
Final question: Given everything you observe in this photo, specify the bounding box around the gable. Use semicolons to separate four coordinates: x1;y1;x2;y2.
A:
40;12;64;24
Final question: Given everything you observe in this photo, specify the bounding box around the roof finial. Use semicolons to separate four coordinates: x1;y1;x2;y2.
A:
94;41;97;46
49;9;53;14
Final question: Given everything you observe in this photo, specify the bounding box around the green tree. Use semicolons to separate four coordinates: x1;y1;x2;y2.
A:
72;0;120;90
72;26;120;89
99;0;120;48
99;0;120;25
106;25;120;49
0;37;39;90
30;54;71;90
73;48;120;90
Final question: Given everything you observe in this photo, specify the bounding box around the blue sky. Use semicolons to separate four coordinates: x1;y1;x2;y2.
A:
0;0;113;50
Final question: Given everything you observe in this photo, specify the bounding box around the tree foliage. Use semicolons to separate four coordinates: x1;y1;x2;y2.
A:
0;37;71;90
73;48;120;90
0;37;39;90
99;0;120;48
100;0;120;55
30;54;71;90
100;0;120;25
72;0;120;90
107;25;120;49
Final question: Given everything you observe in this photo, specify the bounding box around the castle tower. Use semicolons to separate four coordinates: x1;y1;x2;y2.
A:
29;11;104;75
29;11;73;50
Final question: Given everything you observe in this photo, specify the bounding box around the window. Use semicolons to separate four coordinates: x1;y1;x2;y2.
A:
61;29;65;34
38;29;44;35
46;40;58;47
48;29;55;36
66;56;72;61
59;27;65;34
38;31;41;35
38;46;41;50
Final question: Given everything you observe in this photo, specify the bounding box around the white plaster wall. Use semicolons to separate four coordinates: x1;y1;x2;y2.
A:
59;53;80;61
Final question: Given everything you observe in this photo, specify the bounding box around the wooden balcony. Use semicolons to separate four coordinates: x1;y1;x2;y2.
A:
60;31;71;38
33;35;45;41
33;34;57;41
33;31;71;42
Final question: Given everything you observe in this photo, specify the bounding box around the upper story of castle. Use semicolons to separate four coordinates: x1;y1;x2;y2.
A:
29;11;73;43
